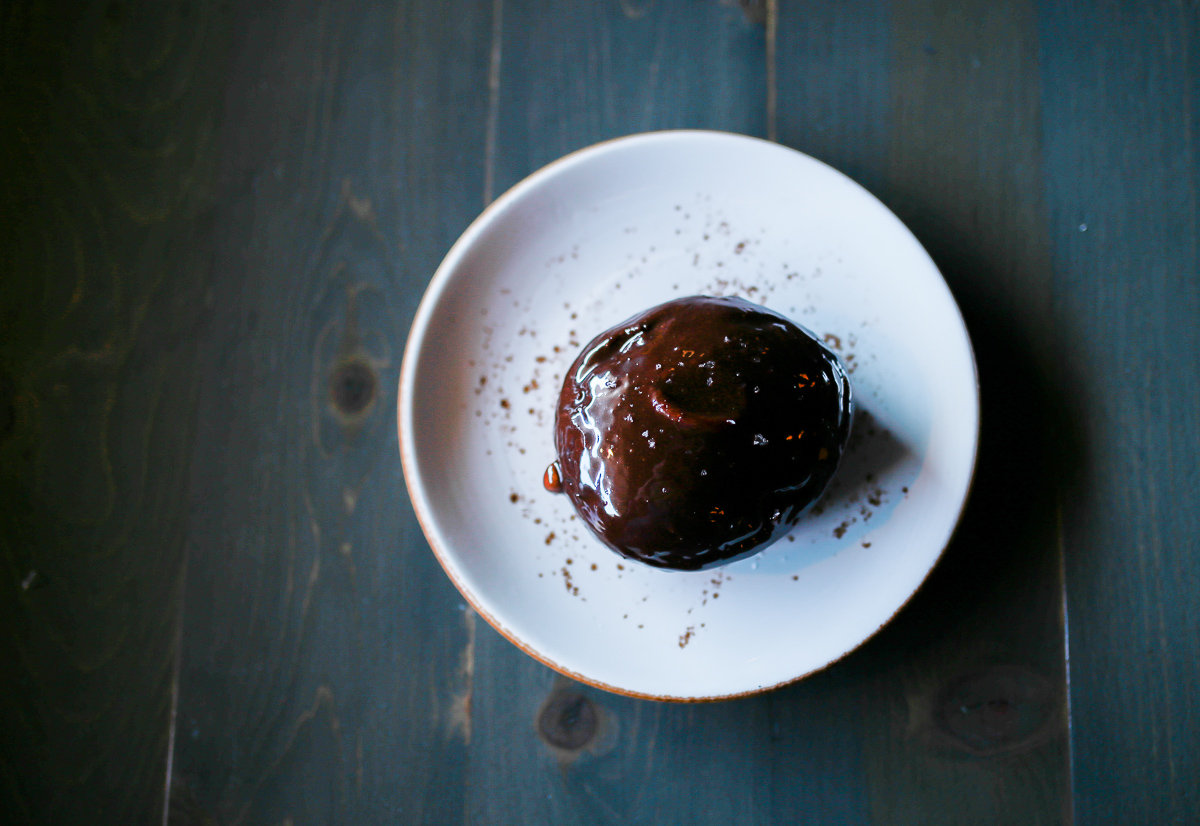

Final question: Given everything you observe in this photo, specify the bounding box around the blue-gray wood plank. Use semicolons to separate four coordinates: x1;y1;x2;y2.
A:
169;1;493;822
1036;4;1200;822
1;1;1197;823
1;1;231;821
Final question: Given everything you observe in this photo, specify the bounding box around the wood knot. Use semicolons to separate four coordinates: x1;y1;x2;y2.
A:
537;690;597;751
328;358;377;419
935;665;1056;755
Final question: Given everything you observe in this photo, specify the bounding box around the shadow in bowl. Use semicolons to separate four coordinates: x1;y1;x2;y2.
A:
816;404;916;513
751;405;918;575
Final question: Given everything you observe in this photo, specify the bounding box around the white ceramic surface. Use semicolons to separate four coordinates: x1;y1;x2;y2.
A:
399;131;979;700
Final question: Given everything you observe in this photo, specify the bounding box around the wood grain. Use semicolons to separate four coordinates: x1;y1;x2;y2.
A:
3;1;1198;823
0;1;228;823
1036;3;1200;822
490;0;768;196
165;1;494;823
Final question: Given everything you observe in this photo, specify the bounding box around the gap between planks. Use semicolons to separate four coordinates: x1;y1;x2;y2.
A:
483;0;504;206
766;0;778;142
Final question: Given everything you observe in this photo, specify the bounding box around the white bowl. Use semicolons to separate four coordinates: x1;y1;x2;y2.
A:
399;131;978;700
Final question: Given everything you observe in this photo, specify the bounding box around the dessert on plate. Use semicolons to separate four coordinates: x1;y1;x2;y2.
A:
548;295;853;571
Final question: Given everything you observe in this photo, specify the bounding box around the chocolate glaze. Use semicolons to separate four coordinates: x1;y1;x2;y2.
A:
553;295;853;570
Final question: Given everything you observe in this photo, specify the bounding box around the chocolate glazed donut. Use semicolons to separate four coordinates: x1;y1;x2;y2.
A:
549;295;853;571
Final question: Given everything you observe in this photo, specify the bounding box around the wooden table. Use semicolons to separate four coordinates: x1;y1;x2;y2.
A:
2;2;1197;823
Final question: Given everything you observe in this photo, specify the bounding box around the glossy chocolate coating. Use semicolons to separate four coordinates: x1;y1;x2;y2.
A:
553;295;852;570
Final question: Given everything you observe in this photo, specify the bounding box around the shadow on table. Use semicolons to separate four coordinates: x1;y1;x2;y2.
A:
760;223;1087;756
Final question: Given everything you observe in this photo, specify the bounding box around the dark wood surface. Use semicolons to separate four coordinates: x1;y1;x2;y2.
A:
2;1;1196;823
